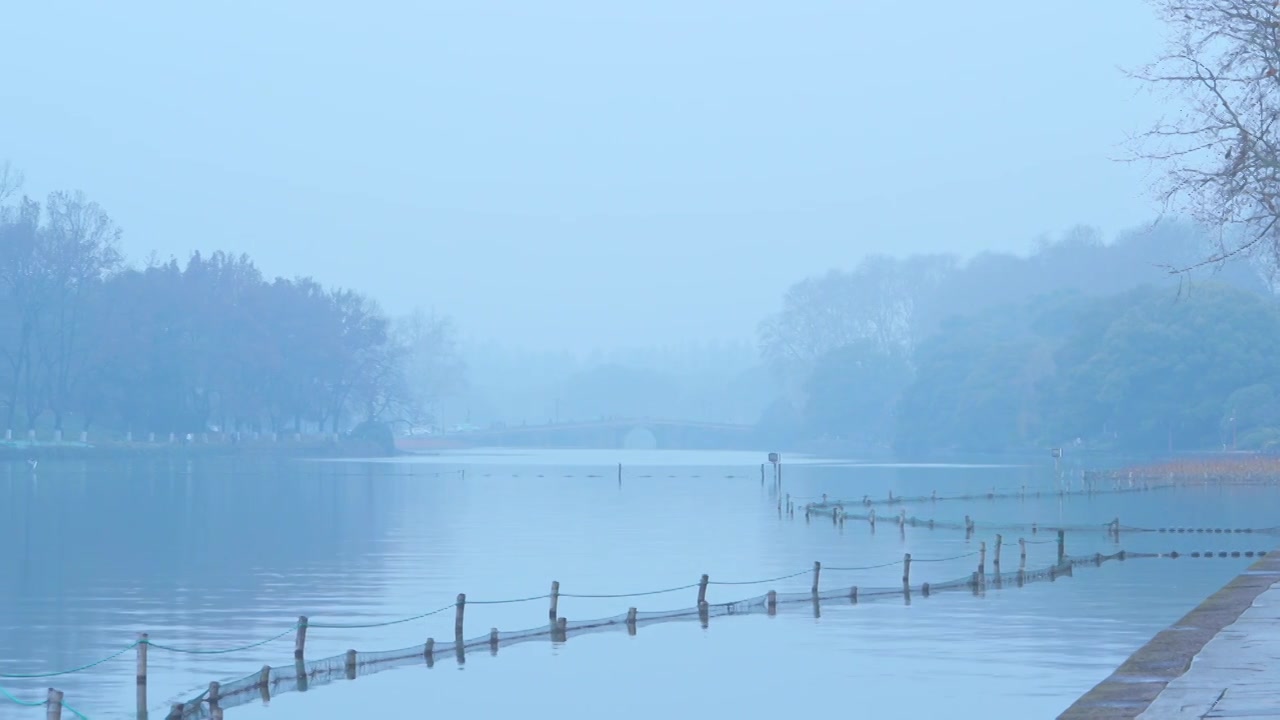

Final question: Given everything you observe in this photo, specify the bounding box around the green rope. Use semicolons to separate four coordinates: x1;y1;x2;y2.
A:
0;685;45;707
148;625;299;655
311;605;453;629
561;582;700;599
709;569;811;585
0;642;138;679
63;701;90;719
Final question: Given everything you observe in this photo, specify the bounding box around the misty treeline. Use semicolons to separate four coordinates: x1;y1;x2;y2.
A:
0;165;462;437
760;223;1280;453
453;340;767;427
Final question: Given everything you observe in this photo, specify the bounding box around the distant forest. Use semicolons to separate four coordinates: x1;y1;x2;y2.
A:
759;223;1280;454
0;167;461;437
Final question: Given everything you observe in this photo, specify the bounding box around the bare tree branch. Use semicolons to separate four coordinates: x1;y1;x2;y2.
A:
1135;1;1280;273
0;161;23;208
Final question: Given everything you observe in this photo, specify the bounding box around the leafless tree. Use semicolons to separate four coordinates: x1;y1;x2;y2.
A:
1136;0;1280;269
393;309;464;428
0;160;22;208
33;191;123;431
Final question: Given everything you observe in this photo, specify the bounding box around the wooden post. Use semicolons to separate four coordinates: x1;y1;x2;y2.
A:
902;553;912;587
294;616;308;659
556;617;567;639
697;574;709;606
46;689;63;720
979;541;987;576
760;464;765;484
617;463;622;484
1057;529;1065;564
455;594;466;642
294;657;309;692
922;582;931;597
1019;538;1027;569
549;581;560;622
626;607;638;634
344;650;356;680
424;638;435;663
994;534;1003;570
766;590;777;615
137;632;148;716
489;628;499;654
811;561;821;594
208;681;221;719
259;665;271;703
850;586;858;604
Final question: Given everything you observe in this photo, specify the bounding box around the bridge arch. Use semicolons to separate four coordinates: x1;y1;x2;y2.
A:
621;426;658;450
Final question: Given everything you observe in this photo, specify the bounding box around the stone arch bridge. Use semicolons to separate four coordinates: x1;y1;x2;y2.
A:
437;419;760;450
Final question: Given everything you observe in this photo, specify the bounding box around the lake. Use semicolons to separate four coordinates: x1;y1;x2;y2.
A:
1;449;1275;719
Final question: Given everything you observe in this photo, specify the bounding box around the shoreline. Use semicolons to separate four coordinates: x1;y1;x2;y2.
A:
1103;454;1280;485
0;439;397;462
1058;551;1280;719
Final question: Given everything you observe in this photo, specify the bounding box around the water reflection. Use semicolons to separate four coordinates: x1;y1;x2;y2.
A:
0;451;1272;718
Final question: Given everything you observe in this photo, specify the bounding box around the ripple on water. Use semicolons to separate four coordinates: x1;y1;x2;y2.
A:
0;452;1272;718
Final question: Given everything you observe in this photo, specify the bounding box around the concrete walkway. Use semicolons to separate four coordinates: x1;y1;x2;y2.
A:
1137;575;1280;718
1060;553;1280;719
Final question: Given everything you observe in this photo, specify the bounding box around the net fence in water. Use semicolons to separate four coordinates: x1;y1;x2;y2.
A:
793;504;1280;539
159;547;1254;720
9;460;1279;719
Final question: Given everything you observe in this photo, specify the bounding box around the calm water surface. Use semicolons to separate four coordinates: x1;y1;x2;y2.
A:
1;449;1275;719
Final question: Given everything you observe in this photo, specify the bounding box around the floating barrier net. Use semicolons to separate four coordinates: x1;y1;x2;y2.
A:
6;459;1279;719
153;547;1267;720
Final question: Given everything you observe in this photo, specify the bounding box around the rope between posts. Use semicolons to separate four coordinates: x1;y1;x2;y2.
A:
0;642;138;679
0;685;45;707
468;594;553;605
148;625;300;655
709;569;811;586
824;559;902;571
561;583;701;599
310;605;454;629
911;551;981;563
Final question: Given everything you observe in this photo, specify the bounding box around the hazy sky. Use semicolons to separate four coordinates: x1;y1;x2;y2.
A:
2;1;1168;351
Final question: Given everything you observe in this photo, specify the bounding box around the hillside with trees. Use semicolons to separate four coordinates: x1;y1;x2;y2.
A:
760;223;1280;454
0;164;461;440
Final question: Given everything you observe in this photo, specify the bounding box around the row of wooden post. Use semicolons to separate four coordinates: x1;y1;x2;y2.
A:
145;531;1070;719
